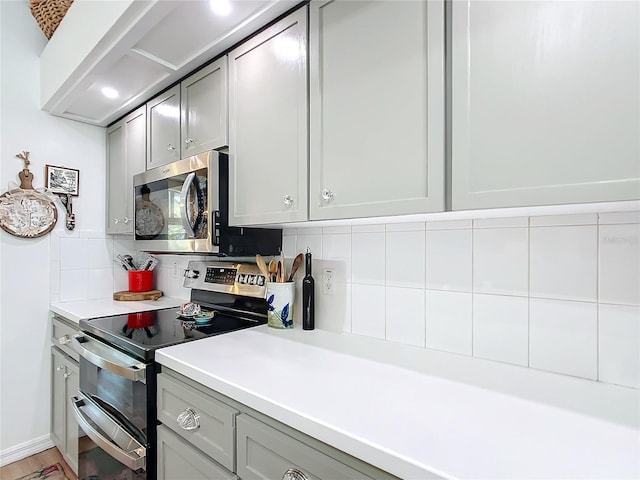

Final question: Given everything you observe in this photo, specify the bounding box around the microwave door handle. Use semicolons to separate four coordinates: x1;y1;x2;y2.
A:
71;393;146;471
180;172;196;238
72;334;146;383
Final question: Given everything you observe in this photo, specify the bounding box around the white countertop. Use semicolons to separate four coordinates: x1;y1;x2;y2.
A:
156;326;640;480
50;296;184;323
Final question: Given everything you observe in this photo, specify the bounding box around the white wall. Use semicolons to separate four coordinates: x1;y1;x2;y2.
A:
0;0;105;460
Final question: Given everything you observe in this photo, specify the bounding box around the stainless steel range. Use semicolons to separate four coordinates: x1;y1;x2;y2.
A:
71;261;269;480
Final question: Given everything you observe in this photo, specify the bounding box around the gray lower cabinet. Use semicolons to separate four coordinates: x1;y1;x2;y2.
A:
158;369;399;480
157;425;237;480
50;315;80;475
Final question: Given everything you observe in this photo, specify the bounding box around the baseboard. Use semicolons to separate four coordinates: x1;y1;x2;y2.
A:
0;435;54;467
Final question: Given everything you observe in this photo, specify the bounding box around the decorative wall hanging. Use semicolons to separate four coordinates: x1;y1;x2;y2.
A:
0;151;58;238
45;164;78;231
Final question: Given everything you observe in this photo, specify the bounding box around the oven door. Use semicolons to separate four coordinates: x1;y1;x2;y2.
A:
133;151;221;253
72;333;155;480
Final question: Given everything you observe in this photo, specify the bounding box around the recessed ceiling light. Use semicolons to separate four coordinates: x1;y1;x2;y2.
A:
210;0;231;16
101;87;119;99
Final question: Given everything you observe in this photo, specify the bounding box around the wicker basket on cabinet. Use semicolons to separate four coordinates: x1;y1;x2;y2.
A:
29;0;74;39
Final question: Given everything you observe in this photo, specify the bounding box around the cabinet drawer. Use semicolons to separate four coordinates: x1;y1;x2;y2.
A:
51;316;79;362
157;425;237;480
157;373;238;471
237;414;393;480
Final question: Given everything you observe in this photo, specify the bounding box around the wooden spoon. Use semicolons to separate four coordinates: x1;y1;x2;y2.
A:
288;253;303;282
276;261;282;283
268;259;278;283
280;252;286;282
255;254;269;279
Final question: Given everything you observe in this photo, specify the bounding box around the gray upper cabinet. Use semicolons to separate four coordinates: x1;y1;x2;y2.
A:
228;8;309;226
309;0;445;220
106;105;146;234
181;57;229;157
147;85;181;169
451;0;640;210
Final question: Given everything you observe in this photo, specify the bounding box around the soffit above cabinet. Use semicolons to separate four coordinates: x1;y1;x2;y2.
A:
40;0;300;127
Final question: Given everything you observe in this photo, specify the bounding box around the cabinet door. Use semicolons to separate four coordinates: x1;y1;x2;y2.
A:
228;8;308;225
451;0;640;210
64;359;79;475
309;0;445;220
236;414;378;480
157;426;237;480
147;85;181;169
51;347;80;475
51;349;66;454
106;106;146;234
182;57;229;157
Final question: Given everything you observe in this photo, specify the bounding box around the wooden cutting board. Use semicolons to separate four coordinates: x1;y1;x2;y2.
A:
113;290;163;301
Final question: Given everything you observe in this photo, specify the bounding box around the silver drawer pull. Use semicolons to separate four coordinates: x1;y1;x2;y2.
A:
58;335;70;345
177;408;200;431
282;468;309;480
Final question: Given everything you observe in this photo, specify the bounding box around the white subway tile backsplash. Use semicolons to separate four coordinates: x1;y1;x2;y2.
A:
530;298;598;380
48;206;640;390
296;234;322;261
473;227;528;296
473;294;528;366
598;211;640;225
87;238;113;269
352;232;385;285
385;222;425;232
60;269;88;302
281;234;297;258
426;290;472;355
426;219;472;230
599;224;640;306
386;231;425;288
323;225;351;234
60;237;88;270
599;304;640;388
322;234;352;282
86;269;115;299
530;213;598;227
473;217;528;229
351;284;385;339
385;287;425;347
426;229;472;292
352;224;385;233
530;226;597;302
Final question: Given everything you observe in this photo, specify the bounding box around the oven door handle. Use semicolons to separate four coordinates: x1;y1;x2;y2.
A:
180;172;196;238
72;333;146;383
71;393;146;471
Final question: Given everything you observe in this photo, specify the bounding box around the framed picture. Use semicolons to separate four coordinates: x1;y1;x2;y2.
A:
45;165;79;196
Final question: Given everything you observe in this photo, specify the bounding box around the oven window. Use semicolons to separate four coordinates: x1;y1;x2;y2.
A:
79;358;148;435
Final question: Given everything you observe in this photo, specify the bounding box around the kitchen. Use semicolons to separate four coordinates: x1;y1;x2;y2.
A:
0;0;639;479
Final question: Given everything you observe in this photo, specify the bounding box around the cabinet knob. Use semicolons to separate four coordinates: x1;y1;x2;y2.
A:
56;365;64;372
63;372;72;379
58;335;70;345
283;195;294;206
176;407;200;431
184;137;195;144
282;468;309;480
167;144;176;151
114;218;120;224
123;217;131;224
321;189;335;202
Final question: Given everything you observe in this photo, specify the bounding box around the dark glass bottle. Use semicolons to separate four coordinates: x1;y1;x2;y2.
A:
302;249;315;330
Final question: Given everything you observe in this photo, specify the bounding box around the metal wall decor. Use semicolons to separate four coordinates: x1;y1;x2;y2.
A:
45;164;79;230
0;151;58;238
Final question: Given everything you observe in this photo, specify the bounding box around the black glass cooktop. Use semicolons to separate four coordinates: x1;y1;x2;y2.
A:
79;307;266;362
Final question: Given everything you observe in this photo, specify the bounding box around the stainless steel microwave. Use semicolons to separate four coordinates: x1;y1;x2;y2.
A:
133;151;281;255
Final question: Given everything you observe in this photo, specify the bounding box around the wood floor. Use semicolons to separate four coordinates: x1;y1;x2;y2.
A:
0;448;76;480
